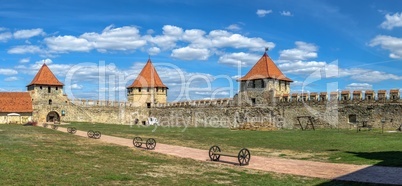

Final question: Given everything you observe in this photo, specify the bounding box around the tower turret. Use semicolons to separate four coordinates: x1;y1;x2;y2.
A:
127;59;168;107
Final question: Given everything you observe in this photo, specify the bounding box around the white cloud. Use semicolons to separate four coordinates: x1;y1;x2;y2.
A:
347;69;402;82
0;69;18;75
369;35;402;59
209;30;275;51
182;29;206;42
218;52;261;67
290;81;304;87
162;25;183;36
71;83;83;89
345;83;372;90
256;9;272;17
380;12;402;30
231;75;241;80
280;59;402;83
44;25;146;53
13;28;45;39
171;47;210;60
19;57;30;63
181;28;275;53
45;35;92;52
0;32;12;42
148;47;161;55
7;45;42;54
278;42;402;83
182;29;210;49
145;25;183;50
81;25;146;52
277;42;335;78
35;58;53;65
279;60;327;74
279;41;318;62
226;24;241;31
8;25;275;63
4;76;19;82
280;11;293;16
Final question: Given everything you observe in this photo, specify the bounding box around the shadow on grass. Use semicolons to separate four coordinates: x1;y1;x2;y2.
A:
318;151;402;185
346;151;402;167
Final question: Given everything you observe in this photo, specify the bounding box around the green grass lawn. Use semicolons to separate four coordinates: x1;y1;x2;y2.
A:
0;124;366;185
67;122;402;167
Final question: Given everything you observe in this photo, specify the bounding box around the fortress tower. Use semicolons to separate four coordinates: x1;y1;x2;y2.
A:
127;59;168;107
27;63;68;122
237;52;292;105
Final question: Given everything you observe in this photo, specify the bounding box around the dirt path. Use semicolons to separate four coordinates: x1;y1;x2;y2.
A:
52;126;402;185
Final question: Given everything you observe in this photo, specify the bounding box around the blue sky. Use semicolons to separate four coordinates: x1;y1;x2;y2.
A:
1;0;402;102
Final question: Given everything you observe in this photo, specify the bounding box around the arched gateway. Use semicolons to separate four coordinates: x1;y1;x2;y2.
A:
46;111;60;122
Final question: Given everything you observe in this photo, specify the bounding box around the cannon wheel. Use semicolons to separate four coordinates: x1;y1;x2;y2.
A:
93;131;101;139
52;124;58;130
87;130;94;138
67;127;72;133
133;137;142;147
238;148;251;166
209;145;221;161
71;127;77;134
146;138;156;150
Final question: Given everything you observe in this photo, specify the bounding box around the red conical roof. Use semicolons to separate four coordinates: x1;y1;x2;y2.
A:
27;63;64;86
238;52;293;82
127;59;167;88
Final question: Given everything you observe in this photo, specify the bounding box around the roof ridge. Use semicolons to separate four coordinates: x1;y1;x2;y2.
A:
127;59;167;88
238;52;293;82
27;63;64;86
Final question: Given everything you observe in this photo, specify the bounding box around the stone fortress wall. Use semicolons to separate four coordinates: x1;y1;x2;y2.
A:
56;89;402;130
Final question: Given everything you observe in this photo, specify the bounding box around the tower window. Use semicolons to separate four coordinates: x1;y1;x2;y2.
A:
348;114;357;123
147;88;150;92
156;87;159;92
48;86;51;93
56;87;58;90
162;88;164;92
138;88;141;92
40;86;42;90
146;102;151;108
251;98;256;105
49;99;52;105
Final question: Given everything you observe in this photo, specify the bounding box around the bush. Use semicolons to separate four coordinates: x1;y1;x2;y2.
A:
23;121;38;126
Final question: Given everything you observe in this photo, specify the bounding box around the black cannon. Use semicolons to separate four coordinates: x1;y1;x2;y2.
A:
67;127;77;134
87;130;101;139
208;145;250;166
133;137;156;150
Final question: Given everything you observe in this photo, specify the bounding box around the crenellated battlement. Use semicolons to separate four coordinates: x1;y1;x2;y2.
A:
67;89;402;109
67;98;236;108
154;98;235;108
281;89;401;103
68;99;136;107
